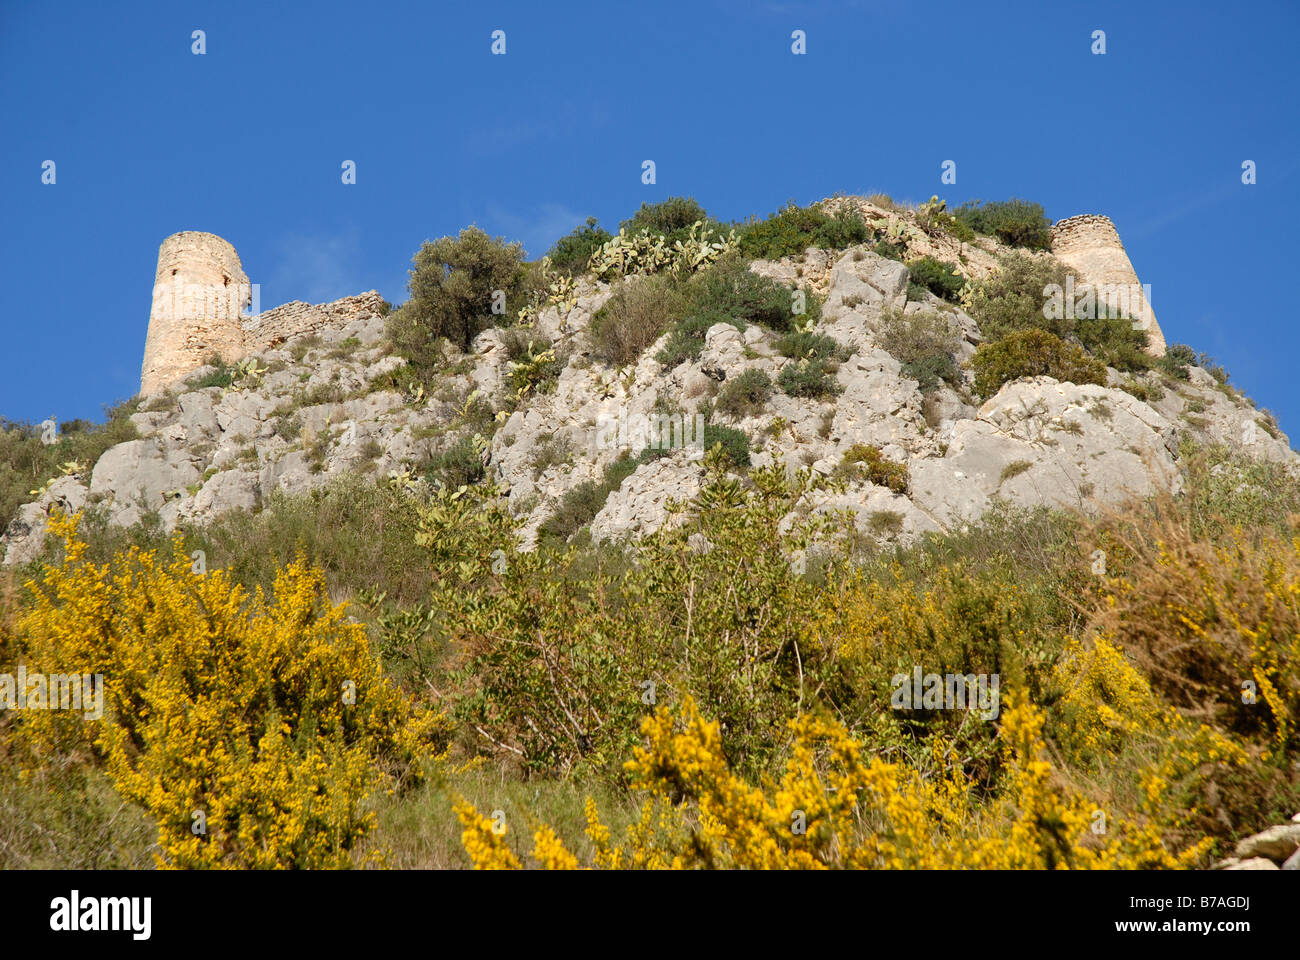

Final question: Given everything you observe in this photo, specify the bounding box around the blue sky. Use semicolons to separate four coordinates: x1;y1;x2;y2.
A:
2;0;1297;433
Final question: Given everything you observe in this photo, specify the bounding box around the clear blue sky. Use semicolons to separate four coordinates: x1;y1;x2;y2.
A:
3;1;1297;432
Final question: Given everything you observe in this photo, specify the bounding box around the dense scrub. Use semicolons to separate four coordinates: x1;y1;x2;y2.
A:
2;438;1295;868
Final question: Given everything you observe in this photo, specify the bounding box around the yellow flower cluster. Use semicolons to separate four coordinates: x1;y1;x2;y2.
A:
453;798;520;870
15;513;450;868
459;694;1206;869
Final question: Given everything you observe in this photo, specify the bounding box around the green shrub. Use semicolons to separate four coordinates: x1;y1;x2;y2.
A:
424;435;486;489
778;359;842;399
591;275;688;367
499;328;563;394
954;199;1052;250
0;399;139;536
873;241;905;262
971;329;1107;397
906;257;965;302
387;226;527;362
621;196;716;243
702;423;751;467
656;314;724;368
185;357;237;389
775;329;848;362
547;217;611;275
654;257;815;368
539;454;653;542
902;354;958;392
966;252;1070;342
876;309;961;392
1157;343;1197;380
715;369;773;418
688;255;812;333
1075;315;1150;373
833;443;909;493
737;202;872;260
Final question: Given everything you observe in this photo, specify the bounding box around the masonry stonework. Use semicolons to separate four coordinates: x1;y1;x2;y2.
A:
140;232;385;394
1050;215;1166;357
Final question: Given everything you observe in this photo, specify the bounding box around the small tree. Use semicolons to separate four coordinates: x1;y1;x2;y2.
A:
388;226;525;362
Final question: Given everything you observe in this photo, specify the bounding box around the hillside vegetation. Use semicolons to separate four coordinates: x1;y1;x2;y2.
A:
1;194;1297;869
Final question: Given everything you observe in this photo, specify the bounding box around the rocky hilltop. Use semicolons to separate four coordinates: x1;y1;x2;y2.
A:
3;195;1293;565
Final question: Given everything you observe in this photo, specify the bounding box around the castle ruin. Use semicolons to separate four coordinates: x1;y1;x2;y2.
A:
140;231;385;394
1049;215;1166;356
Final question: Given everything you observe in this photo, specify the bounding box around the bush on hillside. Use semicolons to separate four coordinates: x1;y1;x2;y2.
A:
971;328;1107;396
0;400;138;536
737;202;872;260
966;252;1071;342
546;217;611;275
954;199;1052;250
387;226;527;362
1075;314;1150;373
14;513;449;868
590;275;688;367
778;358;842;399
875;309;961;392
715;369;773;418
621;197;716;242
906;256;965;302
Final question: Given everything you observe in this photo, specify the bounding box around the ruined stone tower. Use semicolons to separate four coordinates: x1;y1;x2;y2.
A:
139;231;387;395
141;232;251;395
1050;215;1166;356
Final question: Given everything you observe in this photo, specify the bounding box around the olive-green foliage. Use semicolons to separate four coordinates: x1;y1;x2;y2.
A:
590;275;688;367
546;216;611;275
1157;343;1197;380
715;369;773;418
0;399;138;535
656;314;726;368
775;330;846;362
387;226;527;362
499;328;563;395
833;443;909;493
736;202;873;260
654;256;816;368
778;358;842;399
972;329;1107;397
185;357;237;389
35;474;433;609
906;257;965;302
954;199;1053;250
702;423;751;467
1175;440;1300;542
966;252;1070;342
688;254;812;333
621;196;716;243
424;435;486;490
873;241;905;262
876;309;961;392
904;354;959;393
1075;315;1150;373
436;462;847;780
539;455;650;543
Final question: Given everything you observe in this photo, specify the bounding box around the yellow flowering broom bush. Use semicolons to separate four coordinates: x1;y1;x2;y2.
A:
14;513;450;868
458;696;1209;869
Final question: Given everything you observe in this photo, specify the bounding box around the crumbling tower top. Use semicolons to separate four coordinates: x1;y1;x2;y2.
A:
1050;215;1166;356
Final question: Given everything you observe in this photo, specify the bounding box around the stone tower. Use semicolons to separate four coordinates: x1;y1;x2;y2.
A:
1050;215;1166;356
141;232;251;395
